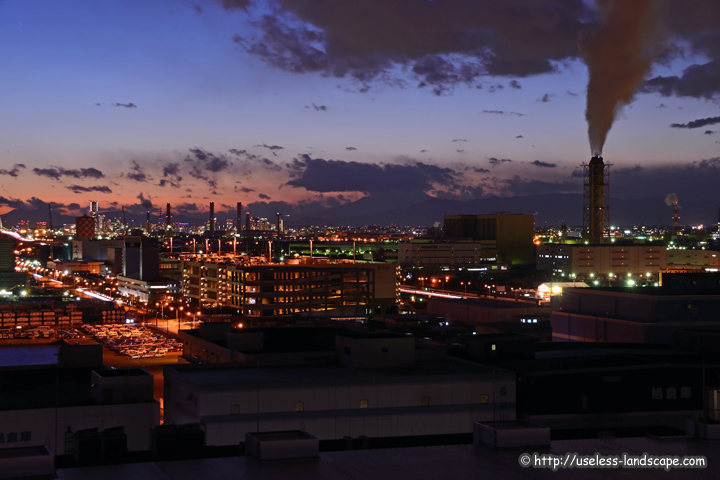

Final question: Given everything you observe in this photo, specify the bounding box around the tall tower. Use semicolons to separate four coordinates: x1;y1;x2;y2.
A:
166;203;172;235
236;202;242;233
582;156;610;244
209;202;215;235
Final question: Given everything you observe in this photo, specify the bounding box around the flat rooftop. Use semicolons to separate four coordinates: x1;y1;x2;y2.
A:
169;359;512;388
55;436;719;479
0;345;60;369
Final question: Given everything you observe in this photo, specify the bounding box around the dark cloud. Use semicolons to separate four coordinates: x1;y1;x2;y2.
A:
258;193;271;200
473;167;490;174
345;147;357;151
504;176;580;196
482;110;526;116
538;93;553;103
235;185;255;193
138;193;153;211
219;1;720;101
488;157;512;167
420;149;428;153
0;196;27;210
670;116;720;129
607;159;720;200
163;163;180;177
125;161;147;182
452;139;467;143
509;80;522;89
531;160;557;168
705;130;716;135
0;164;25;177
285;154;458;193
656;103;667;108
112;102;137;108
67;185;113;194
32;166;105;180
186;148;231;189
257;144;284;151
309;103;328;111
516;135;524;139
456;149;465;153
226;0;588;92
193;4;203;14
566;91;578;96
259;158;282;171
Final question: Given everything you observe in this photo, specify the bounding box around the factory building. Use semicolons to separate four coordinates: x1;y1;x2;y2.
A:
398;240;498;268
164;331;515;447
443;214;535;265
551;273;720;343
536;243;667;281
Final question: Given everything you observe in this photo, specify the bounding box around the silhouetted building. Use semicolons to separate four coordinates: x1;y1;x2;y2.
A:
443;214;535;265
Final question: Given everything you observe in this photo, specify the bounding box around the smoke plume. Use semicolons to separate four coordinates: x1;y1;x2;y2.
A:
580;0;666;156
664;192;678;206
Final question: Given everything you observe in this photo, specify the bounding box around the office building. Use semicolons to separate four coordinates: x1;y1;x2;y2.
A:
443;214;535;265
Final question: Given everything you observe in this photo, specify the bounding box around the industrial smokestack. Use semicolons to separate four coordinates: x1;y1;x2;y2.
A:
584;156;610;244
580;0;664;155
166;203;172;228
665;193;680;234
209;202;215;234
237;202;242;232
48;205;53;232
146;210;151;234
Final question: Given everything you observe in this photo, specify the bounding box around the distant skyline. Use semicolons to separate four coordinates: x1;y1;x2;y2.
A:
1;0;719;223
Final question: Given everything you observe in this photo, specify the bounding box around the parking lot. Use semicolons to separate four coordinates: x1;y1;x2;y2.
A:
80;323;183;359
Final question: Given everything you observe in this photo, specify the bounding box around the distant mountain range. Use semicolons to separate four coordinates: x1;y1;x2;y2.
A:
1;193;715;229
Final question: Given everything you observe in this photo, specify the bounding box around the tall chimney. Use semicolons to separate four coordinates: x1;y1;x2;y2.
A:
48;205;53;231
146;210;151;234
166;203;172;229
583;156;610;244
209;202;215;235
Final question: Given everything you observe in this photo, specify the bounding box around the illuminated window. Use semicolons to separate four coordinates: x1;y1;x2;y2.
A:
359;399;368;409
295;401;304;412
230;404;239;415
480;394;489;404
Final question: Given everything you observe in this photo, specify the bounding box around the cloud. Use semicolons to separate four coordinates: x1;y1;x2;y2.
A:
488;157;512;167
185;148;232;190
258;193;271;200
516;135;524;138
705;130;716;135
137;193;153;211
126;161;147;182
345;146;357;151
531;160;557;168
456;149;465;153
482;109;526;116
226;0;588;93
67;185;113;194
509;80;522;89
0;164;25;177
235;185;255;193
538;93;553;103
285;154;458;193
503;176;580;196
473;167;490;174
112;102;137;108
309;103;328;111
452;139;467;143
670;116;720;129
163;163;180;177
32;166;105;180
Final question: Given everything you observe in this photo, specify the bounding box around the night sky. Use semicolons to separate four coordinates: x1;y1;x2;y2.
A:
1;0;719;222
